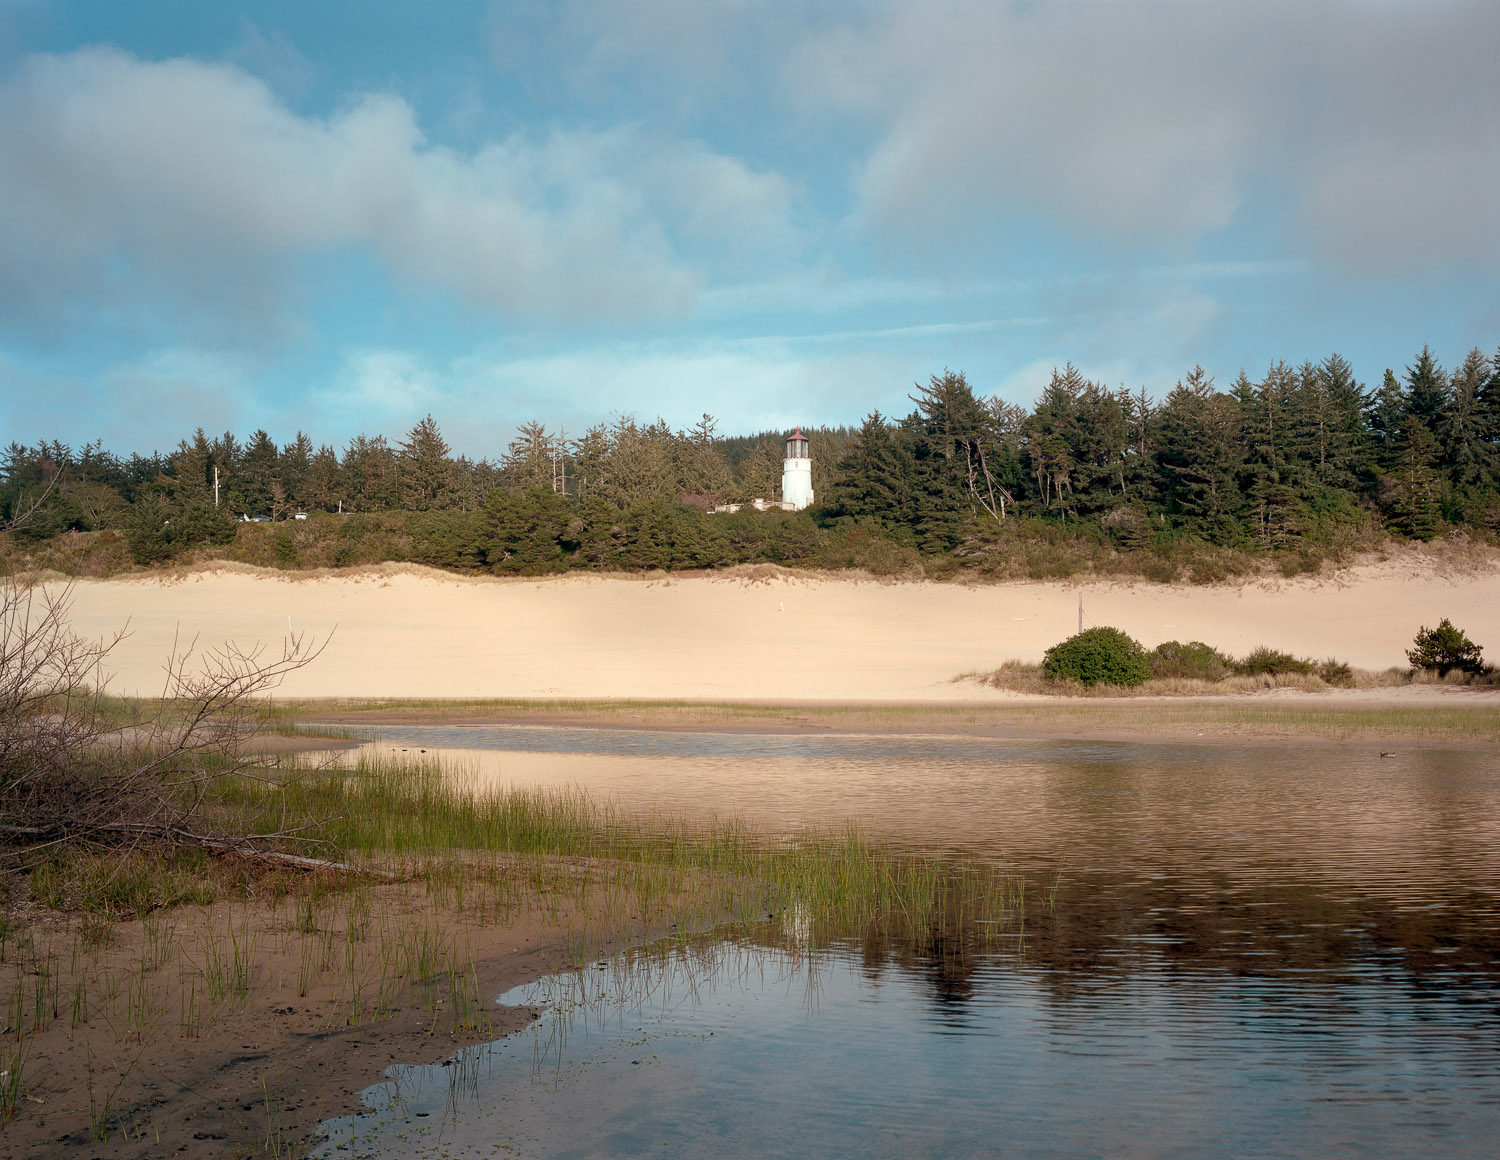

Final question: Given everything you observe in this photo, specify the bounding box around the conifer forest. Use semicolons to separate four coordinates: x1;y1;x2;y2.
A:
4;344;1499;583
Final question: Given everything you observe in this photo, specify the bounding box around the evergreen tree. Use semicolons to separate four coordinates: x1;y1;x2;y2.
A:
1311;353;1370;488
238;429;280;517
604;416;677;508
674;414;734;501
1157;366;1243;539
903;418;969;549
1482;345;1500;450
824;410;910;531
397;415;454;511
1235;363;1303;548
1366;369;1408;472
571;424;614;504
736;439;784;503
1024;366;1081;514
342;435;400;511
910;369;1012;523
502;421;556;493
1439;348;1495;493
482;487;576;573
1119;386;1161;505
1405;344;1449;433
279;432;314;508
1069;381;1130;513
1382;420;1443;539
302;444;343;512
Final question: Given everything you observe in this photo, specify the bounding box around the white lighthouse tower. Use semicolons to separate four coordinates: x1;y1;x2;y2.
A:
782;428;814;511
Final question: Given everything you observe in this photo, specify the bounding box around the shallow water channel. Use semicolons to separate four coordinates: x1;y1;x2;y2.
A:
312;726;1500;1158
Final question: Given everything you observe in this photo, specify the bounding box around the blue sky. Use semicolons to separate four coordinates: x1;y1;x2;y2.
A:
1;0;1496;457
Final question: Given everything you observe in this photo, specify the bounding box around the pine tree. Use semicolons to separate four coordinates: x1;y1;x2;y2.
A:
502;421;556;493
398;415;454;511
1157;366;1243;539
238;430;279;517
1069;380;1130;513
1235;363;1303;548
1314;353;1370;488
736;440;784;504
342;435;400;511
1405;344;1449;433
910;369;1012;523
1366;369;1408;472
825;410;910;530
1024;366;1080;514
302;445;343;512
279;432;314;509
1439;348;1495;493
1382;420;1443;539
1119;385;1161;505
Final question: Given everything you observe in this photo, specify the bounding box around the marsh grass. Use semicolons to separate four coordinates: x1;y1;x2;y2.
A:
234;754;1027;954
0;746;1009;1145
269;690;1500;746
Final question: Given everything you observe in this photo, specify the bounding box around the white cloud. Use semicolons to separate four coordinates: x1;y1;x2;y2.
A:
546;0;1499;271
810;1;1499;267
0;48;798;338
319;350;441;420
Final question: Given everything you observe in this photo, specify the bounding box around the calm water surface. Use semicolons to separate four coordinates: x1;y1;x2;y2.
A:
312;726;1500;1158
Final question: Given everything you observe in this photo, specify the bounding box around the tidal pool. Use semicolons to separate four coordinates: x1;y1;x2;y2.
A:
311;727;1500;1158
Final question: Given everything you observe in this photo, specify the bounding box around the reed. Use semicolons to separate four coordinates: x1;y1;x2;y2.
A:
229;752;1028;956
4;743;1030;1145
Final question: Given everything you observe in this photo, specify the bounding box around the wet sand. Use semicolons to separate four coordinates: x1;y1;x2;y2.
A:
0;868;695;1160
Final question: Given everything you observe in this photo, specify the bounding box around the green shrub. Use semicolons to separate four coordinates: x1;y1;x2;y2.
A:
1316;658;1354;687
1149;640;1234;681
1406;619;1485;676
1042;627;1151;687
1234;646;1314;677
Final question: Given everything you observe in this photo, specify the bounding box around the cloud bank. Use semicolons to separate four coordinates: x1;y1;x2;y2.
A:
545;0;1500;269
0;47;796;337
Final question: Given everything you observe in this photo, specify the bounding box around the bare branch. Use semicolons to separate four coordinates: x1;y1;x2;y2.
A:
0;574;330;865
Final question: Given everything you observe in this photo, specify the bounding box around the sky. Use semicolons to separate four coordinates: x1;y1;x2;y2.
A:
1;0;1497;458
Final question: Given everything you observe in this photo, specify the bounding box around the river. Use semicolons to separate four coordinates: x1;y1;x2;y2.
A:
311;725;1500;1158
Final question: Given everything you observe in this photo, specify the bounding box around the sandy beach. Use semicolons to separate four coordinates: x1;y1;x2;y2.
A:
54;554;1500;701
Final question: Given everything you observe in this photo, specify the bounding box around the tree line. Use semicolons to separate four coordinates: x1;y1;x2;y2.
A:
2;343;1498;577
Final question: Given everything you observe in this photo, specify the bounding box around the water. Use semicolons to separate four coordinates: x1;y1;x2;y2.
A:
312;726;1500;1158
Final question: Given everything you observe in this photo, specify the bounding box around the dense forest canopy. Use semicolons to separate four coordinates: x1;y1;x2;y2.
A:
3;344;1499;581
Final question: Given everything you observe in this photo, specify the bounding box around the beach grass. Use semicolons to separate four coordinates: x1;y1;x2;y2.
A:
5;745;1026;1146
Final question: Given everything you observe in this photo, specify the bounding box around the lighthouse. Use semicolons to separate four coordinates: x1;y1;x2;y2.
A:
782;428;814;511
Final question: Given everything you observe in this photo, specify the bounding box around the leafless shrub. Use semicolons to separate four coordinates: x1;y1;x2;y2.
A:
0;575;325;864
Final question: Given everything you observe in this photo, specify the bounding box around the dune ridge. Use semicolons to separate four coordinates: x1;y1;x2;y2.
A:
50;553;1500;702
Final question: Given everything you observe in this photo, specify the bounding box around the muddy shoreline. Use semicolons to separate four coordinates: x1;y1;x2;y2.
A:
0;873;693;1159
289;687;1500;748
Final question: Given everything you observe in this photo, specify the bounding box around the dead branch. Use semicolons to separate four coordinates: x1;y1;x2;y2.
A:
0;574;332;866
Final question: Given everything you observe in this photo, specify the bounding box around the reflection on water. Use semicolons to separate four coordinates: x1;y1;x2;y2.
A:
315;930;1500;1159
311;725;1500;1157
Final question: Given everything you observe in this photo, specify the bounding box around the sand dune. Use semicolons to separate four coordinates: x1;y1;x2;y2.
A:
51;556;1500;701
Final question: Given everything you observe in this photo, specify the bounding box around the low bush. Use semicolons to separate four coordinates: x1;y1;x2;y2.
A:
1317;658;1354;687
1149;640;1234;682
1234;646;1314;677
1043;627;1151;688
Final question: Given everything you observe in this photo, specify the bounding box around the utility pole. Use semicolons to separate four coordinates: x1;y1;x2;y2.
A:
213;465;220;508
